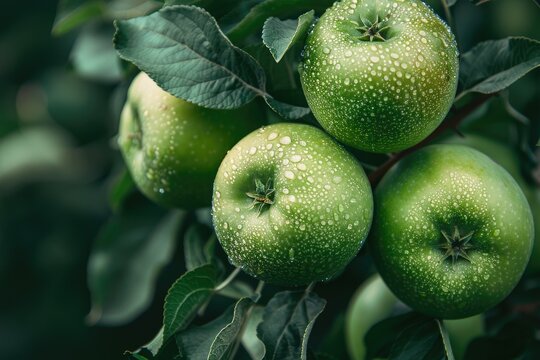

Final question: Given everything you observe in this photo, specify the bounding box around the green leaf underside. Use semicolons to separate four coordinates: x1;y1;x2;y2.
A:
114;5;266;109
163;264;221;342
87;209;182;325
264;96;311;120
176;297;255;360
257;290;326;360
262;10;315;62
365;312;447;360
458;37;540;100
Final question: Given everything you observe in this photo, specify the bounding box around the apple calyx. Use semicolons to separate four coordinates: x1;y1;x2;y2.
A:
439;226;475;264
355;13;391;42
246;178;275;215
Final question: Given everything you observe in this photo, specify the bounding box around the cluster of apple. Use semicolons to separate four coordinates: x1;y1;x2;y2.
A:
118;0;534;322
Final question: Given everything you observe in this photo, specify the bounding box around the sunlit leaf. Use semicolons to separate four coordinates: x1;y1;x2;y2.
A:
262;10;314;62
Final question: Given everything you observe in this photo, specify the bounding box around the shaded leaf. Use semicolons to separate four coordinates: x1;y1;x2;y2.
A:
262;10;314;62
365;312;449;360
109;168;135;212
52;0;105;36
226;0;334;44
87;208;183;325
447;0;457;6
241;305;265;360
457;37;540;100
114;5;266;110
163;264;221;341
176;297;256;359
183;223;215;270
465;321;536;360
71;24;123;82
264;96;310;120
257;290;326;360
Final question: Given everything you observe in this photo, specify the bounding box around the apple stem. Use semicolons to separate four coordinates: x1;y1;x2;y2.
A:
215;267;242;292
368;93;496;186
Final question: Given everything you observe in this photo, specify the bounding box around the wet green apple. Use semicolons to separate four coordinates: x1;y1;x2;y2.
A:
212;123;373;286
118;72;262;208
300;0;459;152
370;144;534;319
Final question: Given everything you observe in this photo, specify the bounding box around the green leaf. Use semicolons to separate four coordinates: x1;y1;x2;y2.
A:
241;305;265;360
87;208;183;325
109;168;135;212
257;290;326;360
365;312;451;360
163;264;221;342
262;10;314;63
176;297;256;359
457;37;540;100
71;24;124;82
226;0;334;44
52;0;105;36
264;96;310;120
447;0;457;6
114;5;266;110
183;223;216;270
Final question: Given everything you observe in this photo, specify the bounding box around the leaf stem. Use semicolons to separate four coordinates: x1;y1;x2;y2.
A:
368;93;495;186
436;319;456;360
440;0;459;49
215;267;242;292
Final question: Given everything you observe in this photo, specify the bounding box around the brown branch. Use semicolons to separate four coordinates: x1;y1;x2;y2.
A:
368;93;496;186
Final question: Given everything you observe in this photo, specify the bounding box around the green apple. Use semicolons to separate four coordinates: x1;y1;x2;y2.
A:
118;72;262;208
212;123;373;286
300;0;459;153
370;144;534;319
346;273;484;360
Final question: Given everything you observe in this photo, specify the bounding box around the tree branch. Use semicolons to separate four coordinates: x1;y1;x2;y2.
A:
368;93;496;186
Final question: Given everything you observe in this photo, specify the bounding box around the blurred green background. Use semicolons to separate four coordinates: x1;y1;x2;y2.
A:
0;0;538;359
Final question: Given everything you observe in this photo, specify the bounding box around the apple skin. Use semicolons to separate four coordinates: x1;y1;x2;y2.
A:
212;123;373;286
300;0;459;153
370;144;534;319
345;274;484;360
118;72;263;209
442;134;540;274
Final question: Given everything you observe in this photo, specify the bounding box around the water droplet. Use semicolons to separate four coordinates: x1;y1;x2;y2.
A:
344;78;350;85
291;155;302;162
283;188;290;194
419;30;426;36
280;136;291;145
323;47;330;54
370;56;380;63
237;224;243;230
494;229;500;236
299;224;306;231
289;248;295;261
421;38;427;44
215;191;221;198
338;204;344;212
224;222;228;229
284;171;295;180
344;50;352;57
391;53;399;59
289;195;296;202
333;176;342;183
297;163;307;171
249;146;257;155
267;132;278;141
307;176;314;183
